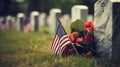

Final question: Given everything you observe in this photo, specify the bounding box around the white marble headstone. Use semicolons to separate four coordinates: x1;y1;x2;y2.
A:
30;11;39;31
11;16;16;29
17;13;25;31
6;15;12;30
39;13;47;26
61;14;71;26
48;8;62;34
87;15;93;22
0;17;4;25
71;5;88;22
94;0;120;62
11;16;16;23
0;17;4;30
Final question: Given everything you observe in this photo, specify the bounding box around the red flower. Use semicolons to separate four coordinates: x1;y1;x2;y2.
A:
84;21;94;33
85;35;93;43
84;21;94;29
76;37;83;44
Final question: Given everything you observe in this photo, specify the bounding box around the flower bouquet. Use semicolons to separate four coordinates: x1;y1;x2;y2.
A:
66;20;96;57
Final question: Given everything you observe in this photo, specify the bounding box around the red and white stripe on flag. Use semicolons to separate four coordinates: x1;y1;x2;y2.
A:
51;19;71;56
23;23;31;33
51;35;71;56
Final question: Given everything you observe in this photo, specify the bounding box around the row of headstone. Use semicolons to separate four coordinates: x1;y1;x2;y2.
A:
0;11;48;32
17;12;36;32
16;11;48;32
0;5;91;33
16;12;38;31
47;5;90;34
0;16;16;31
0;5;92;33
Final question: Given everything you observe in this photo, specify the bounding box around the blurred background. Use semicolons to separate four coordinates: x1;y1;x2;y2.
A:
0;0;97;16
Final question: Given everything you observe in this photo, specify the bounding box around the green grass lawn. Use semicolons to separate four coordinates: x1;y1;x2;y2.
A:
0;27;96;67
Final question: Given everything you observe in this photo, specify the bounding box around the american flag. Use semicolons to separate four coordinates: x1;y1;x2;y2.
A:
51;20;71;56
23;17;31;33
0;24;7;31
23;23;31;33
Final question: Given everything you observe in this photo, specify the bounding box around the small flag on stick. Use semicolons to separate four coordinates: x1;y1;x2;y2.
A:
23;17;31;33
51;19;71;56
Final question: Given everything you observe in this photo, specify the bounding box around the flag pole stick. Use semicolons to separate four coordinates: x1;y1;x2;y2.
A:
71;43;79;55
58;18;79;55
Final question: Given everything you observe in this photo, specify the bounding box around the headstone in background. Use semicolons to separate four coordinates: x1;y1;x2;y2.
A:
87;15;93;22
11;16;17;29
17;13;25;31
30;11;39;31
39;12;47;27
47;16;50;27
6;15;12;30
71;5;88;22
94;0;120;65
60;14;71;26
48;8;62;34
0;17;4;30
0;17;7;31
0;17;4;25
23;17;31;33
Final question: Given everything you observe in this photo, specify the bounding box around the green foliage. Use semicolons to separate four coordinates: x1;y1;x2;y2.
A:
0;27;96;67
70;19;84;33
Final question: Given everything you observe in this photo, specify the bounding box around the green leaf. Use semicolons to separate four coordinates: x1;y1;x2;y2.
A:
70;19;84;33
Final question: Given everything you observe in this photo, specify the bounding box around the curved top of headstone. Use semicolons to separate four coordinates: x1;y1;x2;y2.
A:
95;0;120;5
6;15;12;20
40;13;46;17
110;0;120;2
62;14;70;18
31;11;39;16
72;5;88;10
50;8;61;14
0;17;4;22
17;13;25;17
11;17;16;22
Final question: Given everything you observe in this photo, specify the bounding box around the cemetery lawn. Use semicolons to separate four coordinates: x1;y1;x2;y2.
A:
0;27;96;67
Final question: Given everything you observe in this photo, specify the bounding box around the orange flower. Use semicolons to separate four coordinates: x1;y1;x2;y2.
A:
68;35;74;42
69;31;78;43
